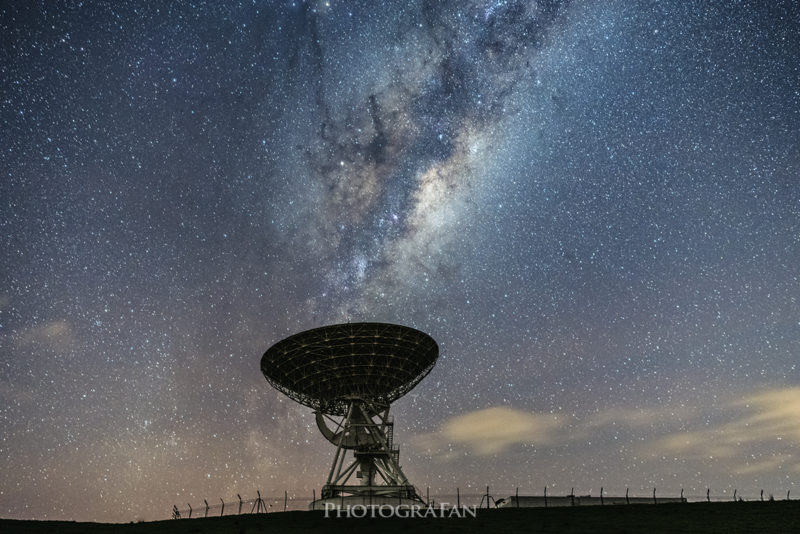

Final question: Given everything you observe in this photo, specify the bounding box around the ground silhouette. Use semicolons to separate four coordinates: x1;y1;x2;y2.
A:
2;501;799;533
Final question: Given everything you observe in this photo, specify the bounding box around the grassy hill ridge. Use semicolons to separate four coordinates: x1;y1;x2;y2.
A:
2;500;799;533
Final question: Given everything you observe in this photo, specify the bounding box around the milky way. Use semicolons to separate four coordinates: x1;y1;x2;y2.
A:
2;0;799;522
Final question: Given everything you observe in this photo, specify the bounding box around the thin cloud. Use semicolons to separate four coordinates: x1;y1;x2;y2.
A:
586;405;696;429
645;386;800;464
14;319;73;348
411;387;800;478
733;454;795;476
734;387;800;442
413;406;563;458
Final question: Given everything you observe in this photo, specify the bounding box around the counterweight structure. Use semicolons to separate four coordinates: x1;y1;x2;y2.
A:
261;322;438;509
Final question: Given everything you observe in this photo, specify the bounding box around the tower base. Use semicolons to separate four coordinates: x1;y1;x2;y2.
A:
309;484;425;510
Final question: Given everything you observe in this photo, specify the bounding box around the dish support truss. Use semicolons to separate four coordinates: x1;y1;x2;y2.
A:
315;397;424;504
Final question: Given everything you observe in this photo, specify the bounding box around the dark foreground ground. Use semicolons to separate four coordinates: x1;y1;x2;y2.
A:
3;501;799;534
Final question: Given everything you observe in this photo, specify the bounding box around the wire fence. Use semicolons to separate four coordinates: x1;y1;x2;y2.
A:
171;486;794;519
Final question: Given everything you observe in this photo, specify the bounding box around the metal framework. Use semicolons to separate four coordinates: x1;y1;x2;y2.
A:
261;322;438;507
315;398;422;503
261;322;438;416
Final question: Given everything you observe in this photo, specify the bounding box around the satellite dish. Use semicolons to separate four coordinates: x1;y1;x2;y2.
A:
261;322;438;508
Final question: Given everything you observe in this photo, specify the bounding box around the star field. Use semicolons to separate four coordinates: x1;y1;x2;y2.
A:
1;0;799;522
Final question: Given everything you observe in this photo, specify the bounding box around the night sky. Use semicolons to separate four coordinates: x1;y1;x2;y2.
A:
2;0;799;523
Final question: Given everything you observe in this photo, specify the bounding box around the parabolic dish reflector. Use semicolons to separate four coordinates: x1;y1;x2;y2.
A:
261;322;438;416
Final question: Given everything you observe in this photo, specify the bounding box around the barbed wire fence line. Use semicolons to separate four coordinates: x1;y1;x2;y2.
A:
172;491;275;519
171;485;794;519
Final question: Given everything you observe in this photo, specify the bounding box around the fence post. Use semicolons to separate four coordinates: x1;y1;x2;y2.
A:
788;490;791;501
544;486;547;508
653;488;657;505
313;489;316;509
188;503;192;519
220;498;225;516
486;486;490;510
680;488;684;502
707;488;710;503
238;494;243;515
733;489;737;502
285;490;288;512
570;488;575;506
516;487;519;508
204;499;209;518
600;487;604;506
427;487;430;506
253;490;266;513
457;487;460;508
760;489;764;502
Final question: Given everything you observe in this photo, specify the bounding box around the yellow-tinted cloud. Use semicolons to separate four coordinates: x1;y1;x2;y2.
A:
733;454;795;476
15;319;73;348
587;404;696;429
411;387;800;478
646;386;800;463
734;387;800;441
414;406;563;457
